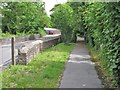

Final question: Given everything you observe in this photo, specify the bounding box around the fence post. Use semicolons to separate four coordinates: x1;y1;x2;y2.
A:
11;37;16;65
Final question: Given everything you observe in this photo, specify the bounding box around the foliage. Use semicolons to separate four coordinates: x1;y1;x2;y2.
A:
51;4;74;44
51;2;120;86
0;32;15;38
66;1;120;87
0;29;46;38
2;43;75;88
88;45;118;88
38;28;46;36
70;2;120;87
0;73;2;90
68;2;86;42
1;2;50;35
0;3;2;33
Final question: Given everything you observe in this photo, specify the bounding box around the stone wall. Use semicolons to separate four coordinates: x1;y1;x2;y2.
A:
17;35;61;65
17;40;42;64
42;37;60;50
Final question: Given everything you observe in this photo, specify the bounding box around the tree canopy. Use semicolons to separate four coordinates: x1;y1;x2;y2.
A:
1;2;51;35
51;1;120;87
51;4;74;44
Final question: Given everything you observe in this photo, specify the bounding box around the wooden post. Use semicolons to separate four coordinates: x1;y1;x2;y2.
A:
11;37;16;65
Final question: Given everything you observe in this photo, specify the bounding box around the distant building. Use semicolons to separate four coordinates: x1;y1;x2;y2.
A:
44;28;61;35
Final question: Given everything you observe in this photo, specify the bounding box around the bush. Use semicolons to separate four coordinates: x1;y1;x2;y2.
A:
83;2;120;86
69;1;120;87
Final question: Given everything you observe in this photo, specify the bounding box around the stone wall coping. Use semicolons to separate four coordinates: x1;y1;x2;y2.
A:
18;36;60;54
19;40;43;54
17;35;61;65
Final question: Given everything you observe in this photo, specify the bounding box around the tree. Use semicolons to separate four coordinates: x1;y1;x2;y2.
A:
2;2;50;35
0;2;2;33
51;4;74;44
57;1;120;86
68;2;86;42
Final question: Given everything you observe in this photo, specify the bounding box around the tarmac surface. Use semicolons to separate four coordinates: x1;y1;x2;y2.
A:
59;37;102;88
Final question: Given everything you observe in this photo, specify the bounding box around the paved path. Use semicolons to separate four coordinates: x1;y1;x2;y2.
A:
59;37;102;88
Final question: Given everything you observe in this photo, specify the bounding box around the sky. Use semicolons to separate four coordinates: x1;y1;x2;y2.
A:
43;0;67;16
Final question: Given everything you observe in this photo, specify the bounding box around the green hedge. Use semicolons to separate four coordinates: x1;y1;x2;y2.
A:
82;2;120;86
68;1;120;87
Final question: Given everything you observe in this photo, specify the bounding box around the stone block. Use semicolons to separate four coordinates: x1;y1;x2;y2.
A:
17;35;61;65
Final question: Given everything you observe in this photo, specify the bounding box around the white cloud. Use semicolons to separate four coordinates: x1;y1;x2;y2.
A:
43;0;67;16
57;0;67;3
43;0;57;16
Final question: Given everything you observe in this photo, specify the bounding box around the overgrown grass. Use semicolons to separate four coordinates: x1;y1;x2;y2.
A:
2;43;75;88
0;29;47;38
0;73;2;90
0;33;15;38
87;45;118;88
39;29;47;36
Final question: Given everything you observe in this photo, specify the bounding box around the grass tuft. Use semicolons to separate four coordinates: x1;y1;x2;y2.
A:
0;73;2;89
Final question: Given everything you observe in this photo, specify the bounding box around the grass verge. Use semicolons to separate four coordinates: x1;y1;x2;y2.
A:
87;45;118;88
2;43;75;88
0;73;2;90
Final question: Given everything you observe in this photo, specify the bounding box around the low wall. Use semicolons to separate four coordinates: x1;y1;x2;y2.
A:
17;40;42;64
0;34;42;45
17;35;61;65
42;36;61;50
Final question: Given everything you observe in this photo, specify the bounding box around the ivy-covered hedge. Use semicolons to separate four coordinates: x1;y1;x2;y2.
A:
51;1;119;86
82;2;120;86
68;1;120;87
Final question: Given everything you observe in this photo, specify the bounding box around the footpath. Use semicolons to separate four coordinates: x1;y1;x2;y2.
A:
59;37;102;88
